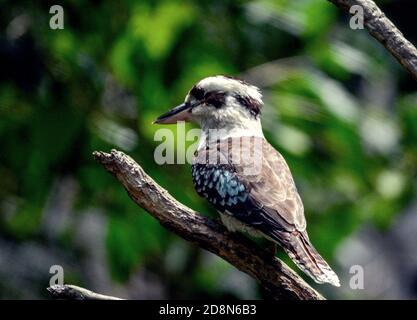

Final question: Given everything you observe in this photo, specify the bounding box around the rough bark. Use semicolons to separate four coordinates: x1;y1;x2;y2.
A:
84;149;324;300
47;285;123;300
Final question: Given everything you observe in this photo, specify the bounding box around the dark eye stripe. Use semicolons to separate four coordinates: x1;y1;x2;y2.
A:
190;86;226;108
190;86;205;100
205;91;226;108
234;94;262;116
190;85;262;115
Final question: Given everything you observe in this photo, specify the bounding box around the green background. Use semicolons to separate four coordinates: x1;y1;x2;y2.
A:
0;0;416;299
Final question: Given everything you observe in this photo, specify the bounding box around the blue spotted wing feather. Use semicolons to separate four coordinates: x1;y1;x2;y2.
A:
192;137;300;232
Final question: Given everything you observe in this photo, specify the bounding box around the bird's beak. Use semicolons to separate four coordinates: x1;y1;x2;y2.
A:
153;102;193;124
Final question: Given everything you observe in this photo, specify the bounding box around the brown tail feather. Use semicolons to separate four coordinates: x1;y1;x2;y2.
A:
281;231;340;287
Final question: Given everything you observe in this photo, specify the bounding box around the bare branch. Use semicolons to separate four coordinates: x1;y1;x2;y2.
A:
47;285;123;300
328;0;417;80
92;149;324;300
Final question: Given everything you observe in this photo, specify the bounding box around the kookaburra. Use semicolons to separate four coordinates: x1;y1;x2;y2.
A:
154;75;340;286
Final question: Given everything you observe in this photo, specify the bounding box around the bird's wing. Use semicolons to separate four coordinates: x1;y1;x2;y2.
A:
192;137;306;235
192;137;341;286
244;139;307;232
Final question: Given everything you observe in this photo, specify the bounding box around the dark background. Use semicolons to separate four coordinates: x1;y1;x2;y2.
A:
0;0;417;299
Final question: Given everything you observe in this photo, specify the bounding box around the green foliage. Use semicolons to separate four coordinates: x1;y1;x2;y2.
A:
0;0;415;299
107;211;166;282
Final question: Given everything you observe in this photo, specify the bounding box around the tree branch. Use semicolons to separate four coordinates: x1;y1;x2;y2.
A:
90;149;324;300
47;285;123;300
328;0;417;80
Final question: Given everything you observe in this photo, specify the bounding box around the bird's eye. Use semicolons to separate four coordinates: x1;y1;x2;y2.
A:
205;91;225;108
190;86;205;100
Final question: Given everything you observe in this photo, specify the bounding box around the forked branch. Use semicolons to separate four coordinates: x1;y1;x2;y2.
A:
88;150;323;300
48;150;325;300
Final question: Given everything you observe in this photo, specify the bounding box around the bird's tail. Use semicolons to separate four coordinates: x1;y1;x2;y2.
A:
281;231;340;287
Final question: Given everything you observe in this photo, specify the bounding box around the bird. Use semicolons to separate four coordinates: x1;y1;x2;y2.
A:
154;75;340;287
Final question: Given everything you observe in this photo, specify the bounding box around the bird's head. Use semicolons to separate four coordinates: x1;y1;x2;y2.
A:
154;76;263;131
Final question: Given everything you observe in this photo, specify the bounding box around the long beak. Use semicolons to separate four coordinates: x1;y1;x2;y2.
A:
153;102;193;124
